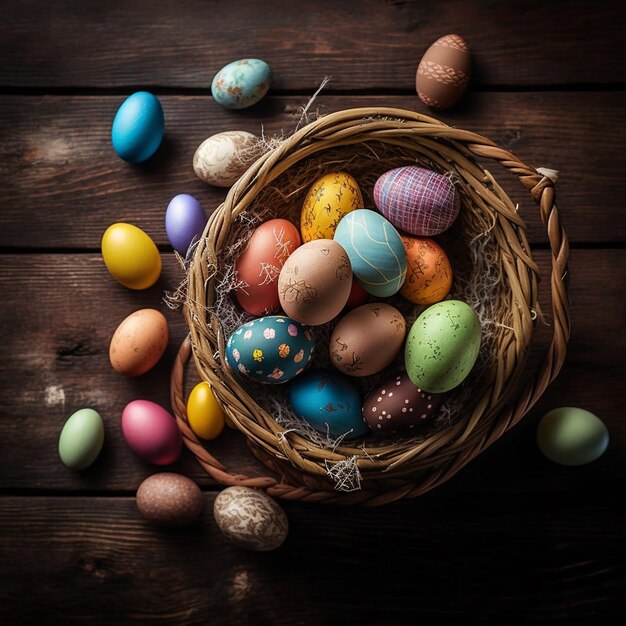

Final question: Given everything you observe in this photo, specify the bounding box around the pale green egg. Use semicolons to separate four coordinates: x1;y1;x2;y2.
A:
404;300;481;393
537;407;608;466
58;408;105;470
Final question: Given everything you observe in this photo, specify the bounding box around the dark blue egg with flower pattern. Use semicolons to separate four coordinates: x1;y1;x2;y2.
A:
226;316;315;384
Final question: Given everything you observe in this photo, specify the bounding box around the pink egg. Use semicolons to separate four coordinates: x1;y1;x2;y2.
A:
121;400;182;465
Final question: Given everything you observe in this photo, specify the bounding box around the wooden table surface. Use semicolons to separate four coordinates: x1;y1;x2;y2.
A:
1;1;625;624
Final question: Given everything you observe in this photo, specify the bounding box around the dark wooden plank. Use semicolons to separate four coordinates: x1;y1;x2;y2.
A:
1;93;625;249
1;0;624;89
0;250;623;494
0;494;623;624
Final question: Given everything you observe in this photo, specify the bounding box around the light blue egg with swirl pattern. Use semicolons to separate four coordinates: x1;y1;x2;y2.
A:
334;209;407;297
211;59;271;109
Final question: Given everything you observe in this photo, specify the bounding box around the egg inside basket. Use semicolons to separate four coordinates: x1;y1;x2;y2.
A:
170;107;570;505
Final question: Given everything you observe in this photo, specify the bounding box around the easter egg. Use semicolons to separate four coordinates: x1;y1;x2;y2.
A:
58;408;105;470
109;309;169;377
278;239;352;325
330;303;406;377
333;209;407;297
374;166;460;236
235;219;301;316
400;236;453;304
416;34;471;110
101;223;161;290
193;131;259;187
165;194;207;256
226;316;315;384
344;279;369;311
111;91;164;163
136;473;204;527
289;369;369;439
211;59;271;109
187;382;225;440
363;374;443;433
405;300;481;393
300;172;364;242
214;486;288;551
121;400;182;465
537;407;609;466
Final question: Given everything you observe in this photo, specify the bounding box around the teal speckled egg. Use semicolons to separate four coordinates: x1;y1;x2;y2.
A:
226;316;315;384
211;59;271;109
333;209;407;297
58;408;105;470
405;300;481;393
537;407;609;466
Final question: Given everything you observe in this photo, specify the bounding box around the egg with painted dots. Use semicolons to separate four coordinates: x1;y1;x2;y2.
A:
405;300;481;393
363;374;443;433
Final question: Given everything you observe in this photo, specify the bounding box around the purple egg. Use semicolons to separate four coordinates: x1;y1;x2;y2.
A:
165;194;207;256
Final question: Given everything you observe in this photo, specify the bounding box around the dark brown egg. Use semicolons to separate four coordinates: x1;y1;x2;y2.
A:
416;34;471;109
136;473;204;527
363;373;443;433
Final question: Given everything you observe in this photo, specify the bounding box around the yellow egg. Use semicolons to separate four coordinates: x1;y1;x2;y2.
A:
300;172;363;242
187;382;225;440
101;223;161;289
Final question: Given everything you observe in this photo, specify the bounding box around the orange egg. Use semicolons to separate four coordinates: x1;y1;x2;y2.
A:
400;236;452;305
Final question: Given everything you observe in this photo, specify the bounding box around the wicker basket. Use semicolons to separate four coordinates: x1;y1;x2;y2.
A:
170;107;570;506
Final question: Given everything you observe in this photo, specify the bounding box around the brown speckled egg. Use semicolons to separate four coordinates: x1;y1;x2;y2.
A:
136;473;204;527
213;486;288;551
330;303;406;377
416;34;471;109
363;373;443;433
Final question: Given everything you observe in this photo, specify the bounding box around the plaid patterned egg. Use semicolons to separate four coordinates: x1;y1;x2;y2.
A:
373;166;460;236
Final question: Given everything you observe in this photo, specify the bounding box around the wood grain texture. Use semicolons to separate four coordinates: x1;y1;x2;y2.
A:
1;0;625;89
1;93;625;249
0;495;623;625
1;250;623;494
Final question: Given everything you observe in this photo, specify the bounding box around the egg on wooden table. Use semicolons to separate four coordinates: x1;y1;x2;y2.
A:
186;382;225;441
405;300;481;393
234;219;301;316
278;239;352;325
58;408;105;470
416;34;471;109
330;303;406;377
374;166;460;237
214;486;288;551
136;473;204;527
333;209;407;297
121;400;182;465
109;309;169;377
193;131;259;187
211;59;271;109
226;316;315;384
289;369;369;439
165;194;207;256
300;171;364;242
101;223;161;290
111;91;164;163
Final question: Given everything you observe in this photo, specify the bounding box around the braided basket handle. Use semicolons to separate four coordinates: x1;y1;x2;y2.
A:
170;108;571;505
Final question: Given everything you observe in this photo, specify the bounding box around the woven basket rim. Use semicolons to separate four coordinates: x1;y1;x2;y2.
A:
170;107;571;506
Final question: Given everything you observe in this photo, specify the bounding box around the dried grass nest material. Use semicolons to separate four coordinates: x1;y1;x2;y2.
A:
170;107;570;506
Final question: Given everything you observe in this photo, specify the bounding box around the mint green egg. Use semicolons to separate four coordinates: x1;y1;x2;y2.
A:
537;407;608;466
58;408;105;470
405;300;481;393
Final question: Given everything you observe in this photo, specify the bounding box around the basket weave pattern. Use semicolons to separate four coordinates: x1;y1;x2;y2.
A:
170;107;570;506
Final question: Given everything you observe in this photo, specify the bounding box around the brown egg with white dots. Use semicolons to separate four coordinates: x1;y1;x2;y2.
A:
363;373;443;433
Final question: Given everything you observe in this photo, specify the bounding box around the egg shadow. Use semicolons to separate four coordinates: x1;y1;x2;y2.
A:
132;135;180;178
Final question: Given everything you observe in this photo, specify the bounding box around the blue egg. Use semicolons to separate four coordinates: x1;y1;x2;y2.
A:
111;91;164;163
211;59;271;109
334;209;407;297
165;194;207;256
226;316;315;384
289;369;369;439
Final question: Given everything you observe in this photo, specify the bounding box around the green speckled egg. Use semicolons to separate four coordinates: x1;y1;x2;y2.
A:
537;407;609;466
404;300;480;393
58;408;105;470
